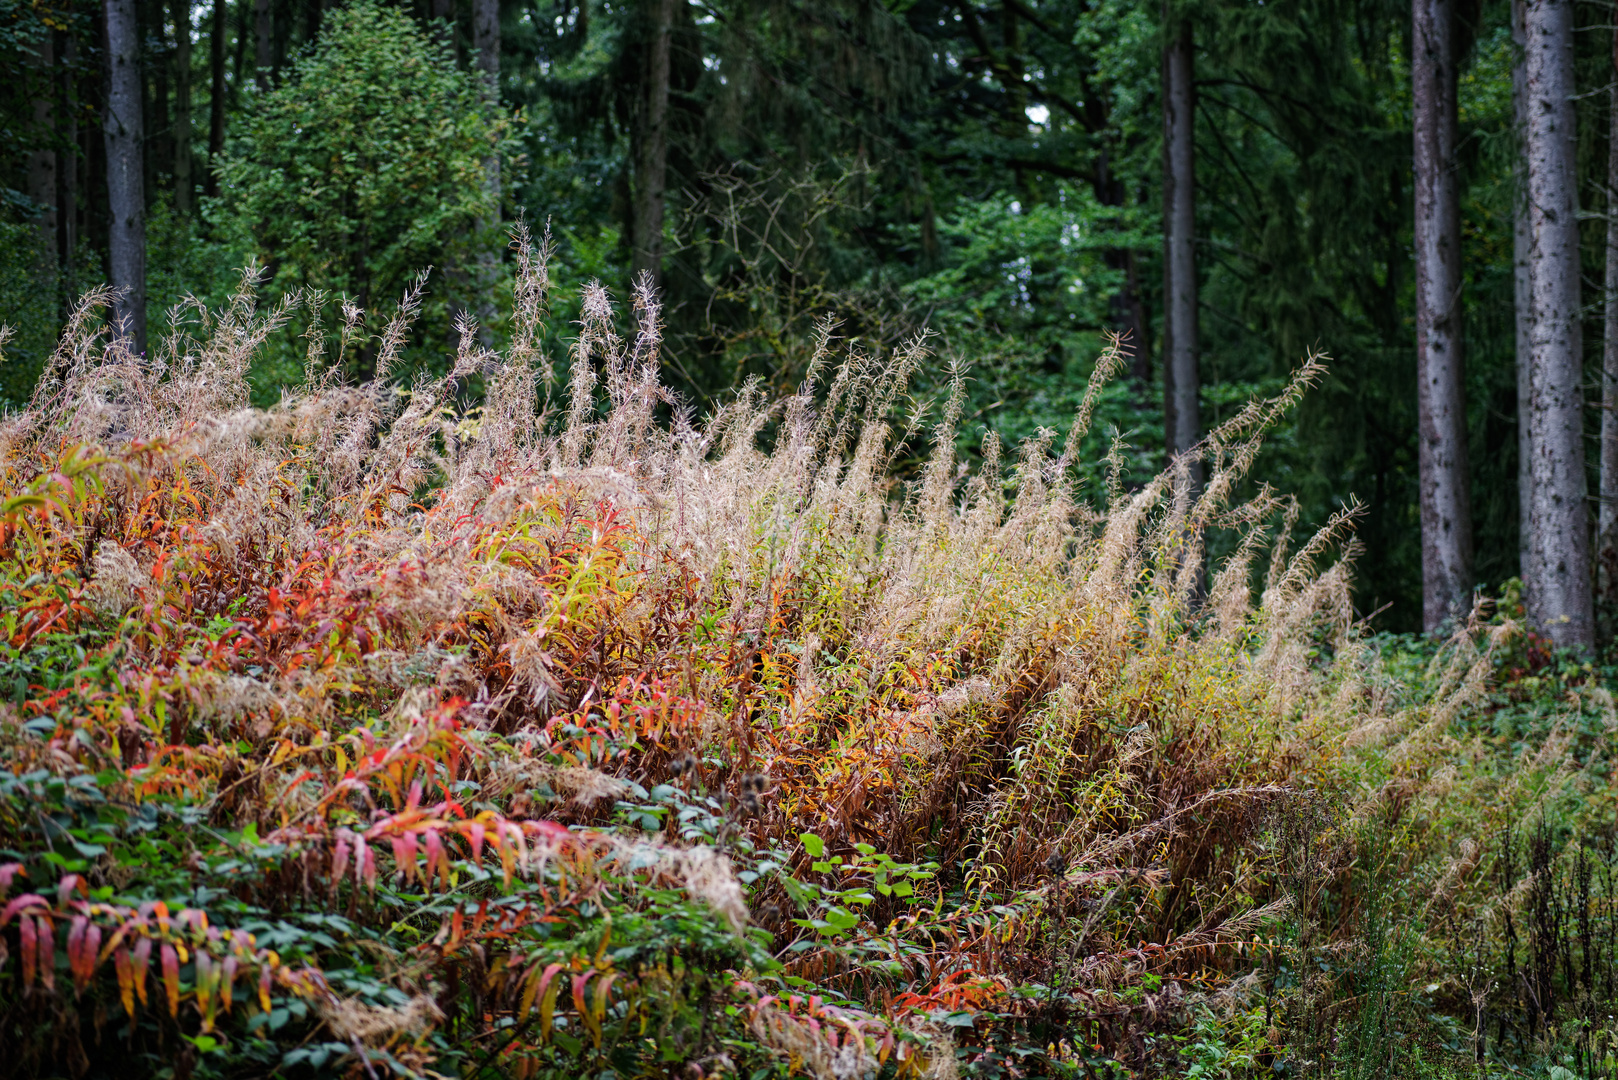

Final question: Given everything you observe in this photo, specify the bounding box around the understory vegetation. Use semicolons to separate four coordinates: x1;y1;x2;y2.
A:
0;243;1615;1079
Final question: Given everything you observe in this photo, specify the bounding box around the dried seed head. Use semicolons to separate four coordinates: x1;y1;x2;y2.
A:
1045;852;1067;876
669;752;696;777
740;791;760;814
743;772;768;793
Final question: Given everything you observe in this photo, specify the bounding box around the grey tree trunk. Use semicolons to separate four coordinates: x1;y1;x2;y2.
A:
172;0;192;212
104;0;146;351
207;0;224;196
633;0;673;291
1522;0;1594;651
254;0;271;90
1602;27;1618;621
27;34;57;265
1162;12;1200;480
472;0;500;333
1513;0;1537;625
1413;0;1474;631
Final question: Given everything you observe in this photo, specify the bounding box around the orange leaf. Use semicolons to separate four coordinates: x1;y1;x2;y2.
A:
131;937;151;1007
114;947;136;1017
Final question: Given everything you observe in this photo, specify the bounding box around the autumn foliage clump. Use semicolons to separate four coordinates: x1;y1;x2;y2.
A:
0;231;1530;1079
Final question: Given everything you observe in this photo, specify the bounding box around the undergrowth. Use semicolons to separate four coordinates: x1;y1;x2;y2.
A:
0;231;1612;1078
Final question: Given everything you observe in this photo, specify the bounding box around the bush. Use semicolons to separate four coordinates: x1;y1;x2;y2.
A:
0;237;1611;1078
212;0;507;374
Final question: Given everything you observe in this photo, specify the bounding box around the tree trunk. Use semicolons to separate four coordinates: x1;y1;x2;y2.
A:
472;0;499;333
254;0;271;90
173;0;193;212
27;34;57;266
1601;26;1618;630
58;31;78;282
1162;10;1200;480
1513;0;1537;625
1097;146;1149;381
104;0;147;351
1522;0;1593;652
1413;0;1474;631
207;0;225;196
633;0;673;291
149;0;168;192
432;0;453;49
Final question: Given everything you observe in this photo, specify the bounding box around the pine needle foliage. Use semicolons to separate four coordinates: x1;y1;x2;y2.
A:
0;232;1572;1078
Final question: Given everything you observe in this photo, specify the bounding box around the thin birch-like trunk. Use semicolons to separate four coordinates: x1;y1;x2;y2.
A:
104;0;146;351
1522;0;1594;651
1413;0;1473;630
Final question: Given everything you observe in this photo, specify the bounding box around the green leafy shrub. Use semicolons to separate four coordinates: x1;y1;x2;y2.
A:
213;0;507;373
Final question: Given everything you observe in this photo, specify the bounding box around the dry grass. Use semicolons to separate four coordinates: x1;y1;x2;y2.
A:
0;229;1583;1077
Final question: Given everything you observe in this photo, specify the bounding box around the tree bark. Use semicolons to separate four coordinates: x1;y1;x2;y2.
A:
27;34;58;266
207;0;225;197
149;0;168;191
1413;0;1474;631
254;0;271;91
633;0;673;291
104;0;147;351
1162;10;1200;480
1601;25;1618;628
1513;0;1537;625
58;31;79;280
173;0;193;212
1522;0;1593;651
472;0;500;333
432;0;453;49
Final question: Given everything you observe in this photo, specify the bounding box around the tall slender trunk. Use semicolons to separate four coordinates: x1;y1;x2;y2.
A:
270;0;286;81
253;0;271;90
233;0;246;101
1514;0;1537;624
58;31;79;283
472;0;499;333
104;0;147;351
1162;10;1200;480
633;0;673;291
207;0;224;196
27;35;58;266
1601;25;1618;628
1097;146;1149;381
432;0;453;48
172;0;192;212
1413;0;1474;630
1522;0;1593;651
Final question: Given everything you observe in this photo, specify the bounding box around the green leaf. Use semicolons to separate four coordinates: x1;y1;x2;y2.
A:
800;832;824;857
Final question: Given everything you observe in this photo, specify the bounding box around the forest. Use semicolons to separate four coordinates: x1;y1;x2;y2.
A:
2;0;1618;1076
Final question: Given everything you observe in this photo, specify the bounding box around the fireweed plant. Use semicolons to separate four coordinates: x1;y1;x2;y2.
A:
0;228;1598;1078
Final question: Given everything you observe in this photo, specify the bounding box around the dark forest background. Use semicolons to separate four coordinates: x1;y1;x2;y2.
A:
0;0;1593;632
